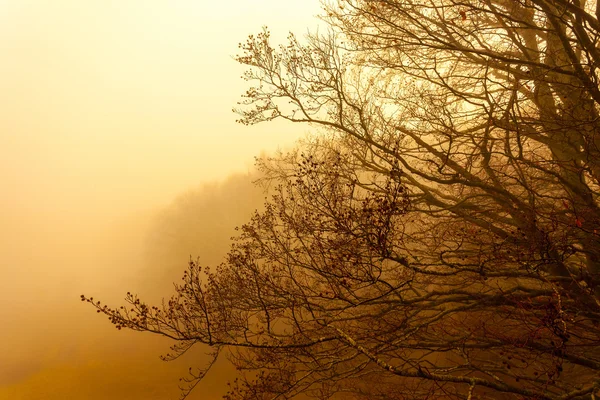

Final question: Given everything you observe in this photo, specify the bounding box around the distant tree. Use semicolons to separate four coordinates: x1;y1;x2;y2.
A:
84;1;600;399
143;173;263;294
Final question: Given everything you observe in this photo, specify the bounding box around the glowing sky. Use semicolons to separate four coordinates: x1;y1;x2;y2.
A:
0;1;321;398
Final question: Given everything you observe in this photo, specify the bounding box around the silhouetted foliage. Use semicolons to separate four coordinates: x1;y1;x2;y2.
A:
85;1;600;398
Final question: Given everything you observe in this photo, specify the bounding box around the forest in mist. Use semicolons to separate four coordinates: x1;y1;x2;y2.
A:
84;0;600;398
5;0;600;399
0;172;263;399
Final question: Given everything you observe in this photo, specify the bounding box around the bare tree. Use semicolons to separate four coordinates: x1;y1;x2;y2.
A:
84;1;600;399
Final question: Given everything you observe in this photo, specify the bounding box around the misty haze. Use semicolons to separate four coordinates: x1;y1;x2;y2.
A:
4;1;600;400
1;1;314;399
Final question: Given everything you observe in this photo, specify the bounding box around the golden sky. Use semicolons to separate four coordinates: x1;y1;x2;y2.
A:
0;1;321;398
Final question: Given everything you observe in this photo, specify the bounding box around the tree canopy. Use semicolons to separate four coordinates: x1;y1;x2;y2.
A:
84;1;600;399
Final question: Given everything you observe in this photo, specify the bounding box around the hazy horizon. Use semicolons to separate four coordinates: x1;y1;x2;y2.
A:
0;1;321;398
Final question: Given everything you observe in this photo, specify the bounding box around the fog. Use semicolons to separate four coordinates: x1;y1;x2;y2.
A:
0;1;317;398
1;173;265;399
